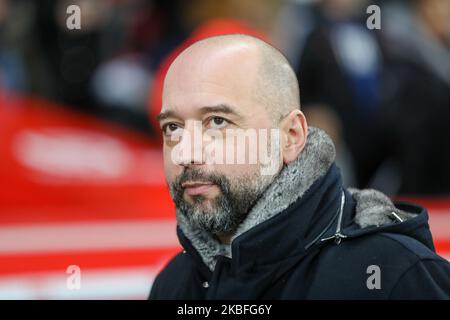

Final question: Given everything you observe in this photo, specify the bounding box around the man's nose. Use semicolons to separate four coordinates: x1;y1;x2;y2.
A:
176;121;204;166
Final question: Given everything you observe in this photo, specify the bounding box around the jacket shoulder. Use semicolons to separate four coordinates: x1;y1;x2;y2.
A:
311;232;450;299
388;258;450;299
149;251;191;299
319;231;435;265
378;232;444;261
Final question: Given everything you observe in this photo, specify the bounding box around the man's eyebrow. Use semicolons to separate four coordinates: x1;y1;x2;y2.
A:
199;104;242;118
156;110;177;123
157;104;242;123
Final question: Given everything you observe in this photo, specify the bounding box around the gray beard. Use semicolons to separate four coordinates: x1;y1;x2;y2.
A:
170;167;272;236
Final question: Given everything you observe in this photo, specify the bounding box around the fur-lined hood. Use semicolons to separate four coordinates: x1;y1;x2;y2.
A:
177;127;422;271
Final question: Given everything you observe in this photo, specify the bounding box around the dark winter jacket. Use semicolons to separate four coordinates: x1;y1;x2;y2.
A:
149;128;450;299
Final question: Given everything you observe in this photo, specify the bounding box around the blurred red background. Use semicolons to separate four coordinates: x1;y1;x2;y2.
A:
0;0;449;299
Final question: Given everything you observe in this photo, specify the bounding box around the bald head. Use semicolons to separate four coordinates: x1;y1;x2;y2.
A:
163;34;300;123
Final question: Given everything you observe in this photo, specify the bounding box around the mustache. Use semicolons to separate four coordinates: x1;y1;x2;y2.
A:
172;168;230;192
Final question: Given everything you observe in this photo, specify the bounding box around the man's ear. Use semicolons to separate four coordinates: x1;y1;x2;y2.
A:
280;110;308;165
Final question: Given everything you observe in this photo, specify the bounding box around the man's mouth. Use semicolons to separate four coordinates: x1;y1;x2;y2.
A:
182;181;215;196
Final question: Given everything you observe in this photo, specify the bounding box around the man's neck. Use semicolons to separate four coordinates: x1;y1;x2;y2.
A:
217;234;232;245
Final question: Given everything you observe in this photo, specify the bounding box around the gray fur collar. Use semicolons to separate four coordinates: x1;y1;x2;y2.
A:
177;127;417;271
349;188;416;228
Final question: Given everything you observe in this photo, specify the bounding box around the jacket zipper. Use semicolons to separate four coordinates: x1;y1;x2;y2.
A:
320;191;347;245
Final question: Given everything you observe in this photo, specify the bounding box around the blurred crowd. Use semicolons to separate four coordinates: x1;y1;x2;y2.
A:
0;0;449;196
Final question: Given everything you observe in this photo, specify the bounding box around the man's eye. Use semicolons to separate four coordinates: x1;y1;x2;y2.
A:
208;117;228;129
163;123;182;136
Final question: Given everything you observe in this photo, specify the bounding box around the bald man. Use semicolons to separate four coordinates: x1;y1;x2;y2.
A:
150;35;450;299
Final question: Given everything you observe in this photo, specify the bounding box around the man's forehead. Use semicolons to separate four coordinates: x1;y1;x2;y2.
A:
160;82;262;123
163;58;260;115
